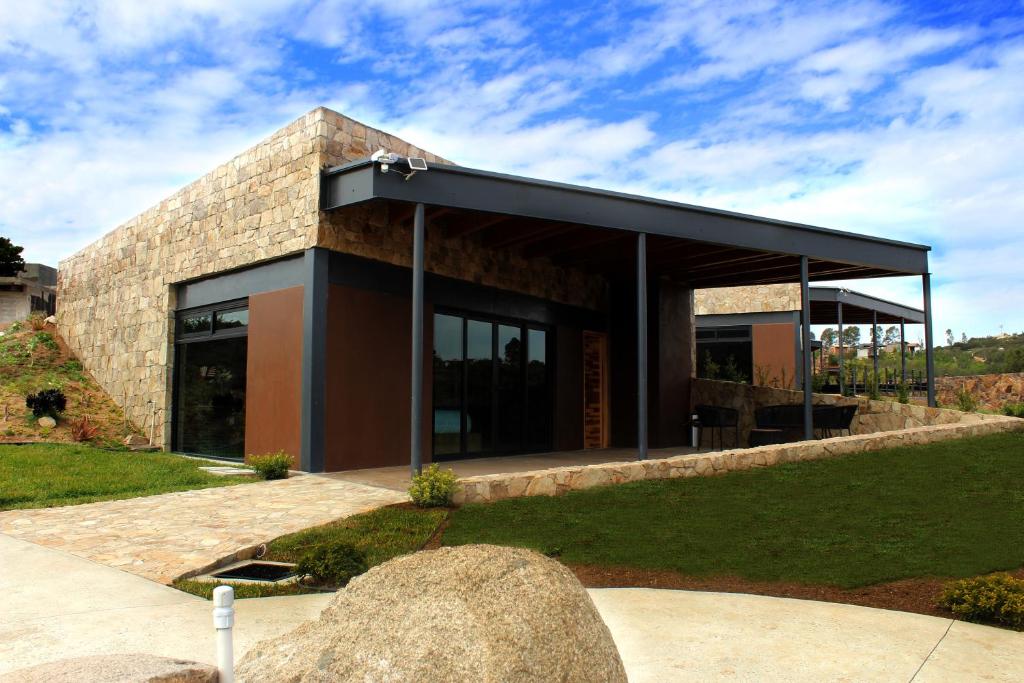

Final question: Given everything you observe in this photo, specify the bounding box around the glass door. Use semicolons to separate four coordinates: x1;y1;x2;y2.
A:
432;313;552;459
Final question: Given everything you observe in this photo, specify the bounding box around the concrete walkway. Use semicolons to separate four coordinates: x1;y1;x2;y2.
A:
0;476;406;583
2;535;1021;681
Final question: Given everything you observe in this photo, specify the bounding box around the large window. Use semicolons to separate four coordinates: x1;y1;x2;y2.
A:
696;325;753;384
432;312;552;459
174;302;248;460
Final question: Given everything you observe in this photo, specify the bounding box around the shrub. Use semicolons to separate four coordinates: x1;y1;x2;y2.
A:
30;331;58;351
896;381;911;404
811;372;828;392
25;388;67;418
249;451;293;480
956;387;978;413
296;541;368;586
867;381;881;401
27;314;46;331
8;321;22;333
939;573;1024;630
409;464;459;507
1003;403;1024;418
69;416;100;442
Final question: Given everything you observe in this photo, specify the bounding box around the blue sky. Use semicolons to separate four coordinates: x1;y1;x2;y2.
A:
1;1;1023;339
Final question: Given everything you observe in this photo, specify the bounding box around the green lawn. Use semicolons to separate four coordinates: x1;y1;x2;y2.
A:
443;431;1024;588
0;443;253;510
175;505;445;599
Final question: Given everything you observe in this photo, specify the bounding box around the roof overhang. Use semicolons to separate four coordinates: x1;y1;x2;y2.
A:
809;287;925;325
321;160;931;287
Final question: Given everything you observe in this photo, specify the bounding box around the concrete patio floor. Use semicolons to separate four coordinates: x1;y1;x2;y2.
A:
2;534;1021;682
328;444;704;491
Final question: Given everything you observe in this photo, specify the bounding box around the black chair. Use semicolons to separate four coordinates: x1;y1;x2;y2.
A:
694;404;739;450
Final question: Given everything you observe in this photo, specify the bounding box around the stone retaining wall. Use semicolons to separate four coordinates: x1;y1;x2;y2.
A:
453;415;1024;505
936;373;1024;411
690;378;986;448
694;284;800;315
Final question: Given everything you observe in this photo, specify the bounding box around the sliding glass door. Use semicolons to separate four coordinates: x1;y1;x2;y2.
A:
432;312;551;459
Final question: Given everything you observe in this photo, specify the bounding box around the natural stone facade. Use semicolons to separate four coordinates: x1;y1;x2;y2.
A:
694;284;801;315
936;372;1024;411
57;107;606;447
453;412;1024;505
690;378;994;448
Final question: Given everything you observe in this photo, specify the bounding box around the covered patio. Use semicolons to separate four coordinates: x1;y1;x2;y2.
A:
320;157;936;474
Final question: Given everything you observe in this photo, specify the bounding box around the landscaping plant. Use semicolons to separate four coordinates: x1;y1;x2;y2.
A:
409;463;459;507
296;540;368;586
956;386;978;412
896;380;911;404
249;451;293;480
939;573;1024;630
25;388;67;418
27;314;47;331
69;416;100;442
1002;402;1024;418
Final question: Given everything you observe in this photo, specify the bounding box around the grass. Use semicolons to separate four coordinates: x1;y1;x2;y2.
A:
443;432;1024;588
0;443;252;510
174;505;446;599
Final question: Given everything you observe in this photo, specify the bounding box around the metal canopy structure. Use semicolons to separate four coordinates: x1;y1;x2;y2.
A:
809;287;925;325
320;159;936;473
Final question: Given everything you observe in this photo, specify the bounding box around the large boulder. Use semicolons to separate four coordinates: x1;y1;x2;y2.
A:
0;654;216;682
237;544;627;682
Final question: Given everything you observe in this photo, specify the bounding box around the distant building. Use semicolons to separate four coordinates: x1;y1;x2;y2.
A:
0;263;57;324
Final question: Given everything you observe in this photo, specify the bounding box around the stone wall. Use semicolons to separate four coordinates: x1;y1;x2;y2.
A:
694;284;800;315
690;378;999;448
57;107;447;446
317;204;606;312
453;414;1024;505
936;373;1024;411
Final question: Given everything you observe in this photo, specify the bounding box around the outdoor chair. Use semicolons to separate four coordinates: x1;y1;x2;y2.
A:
694;404;739;451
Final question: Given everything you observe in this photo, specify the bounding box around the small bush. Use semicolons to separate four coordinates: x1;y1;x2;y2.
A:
28;314;47;331
8;321;23;333
249;451;293;480
1003;403;1024;418
25;388;67;418
811;372;828;392
30;331;58;351
70;416;100;442
896;381;911;404
867;381;881;401
296;541;368;586
408;464;459;507
939;573;1024;630
956;387;978;413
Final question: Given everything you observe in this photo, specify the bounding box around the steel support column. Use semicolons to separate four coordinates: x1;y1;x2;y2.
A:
410;203;426;476
923;273;936;407
900;318;907;385
872;310;879;390
800;256;813;440
637;232;648;461
837;302;845;395
300;248;328;473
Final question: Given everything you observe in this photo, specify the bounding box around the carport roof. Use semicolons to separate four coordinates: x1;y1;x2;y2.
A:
321;159;931;288
809;287;925;325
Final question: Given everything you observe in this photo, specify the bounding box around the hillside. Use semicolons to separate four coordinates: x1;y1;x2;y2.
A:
0;318;145;447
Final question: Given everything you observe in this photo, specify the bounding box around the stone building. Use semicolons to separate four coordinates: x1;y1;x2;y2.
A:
58;107;934;471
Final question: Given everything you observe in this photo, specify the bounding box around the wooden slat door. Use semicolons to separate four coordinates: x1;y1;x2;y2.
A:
582;331;609;449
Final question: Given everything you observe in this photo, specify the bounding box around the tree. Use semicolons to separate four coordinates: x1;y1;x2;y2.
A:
841;326;861;347
819;328;836;350
961;332;968;344
0;237;25;277
945;329;954;346
883;326;899;345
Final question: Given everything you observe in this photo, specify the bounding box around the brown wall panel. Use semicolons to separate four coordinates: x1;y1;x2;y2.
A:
324;284;433;471
244;286;303;464
752;323;797;388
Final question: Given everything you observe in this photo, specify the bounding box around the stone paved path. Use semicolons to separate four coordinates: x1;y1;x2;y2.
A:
0;475;406;583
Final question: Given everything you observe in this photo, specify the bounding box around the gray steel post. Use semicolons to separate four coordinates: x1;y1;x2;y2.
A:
837;302;844;395
637;232;648;461
872;310;879;390
923;272;936;406
411;203;425;476
800;256;813;440
900;318;907;385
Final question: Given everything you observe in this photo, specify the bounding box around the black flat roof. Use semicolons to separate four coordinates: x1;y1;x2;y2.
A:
321;159;931;287
809;287;925;324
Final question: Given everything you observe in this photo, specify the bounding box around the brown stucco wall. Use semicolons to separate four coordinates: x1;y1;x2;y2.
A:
244;286;303;464
752;322;797;388
323;284;433;471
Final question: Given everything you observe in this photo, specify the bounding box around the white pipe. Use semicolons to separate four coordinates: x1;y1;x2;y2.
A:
212;586;235;683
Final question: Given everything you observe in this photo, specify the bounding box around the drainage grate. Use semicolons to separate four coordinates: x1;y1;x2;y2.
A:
211;561;298;582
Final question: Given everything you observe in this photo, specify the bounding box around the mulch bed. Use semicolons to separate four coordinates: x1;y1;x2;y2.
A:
571;563;1024;620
